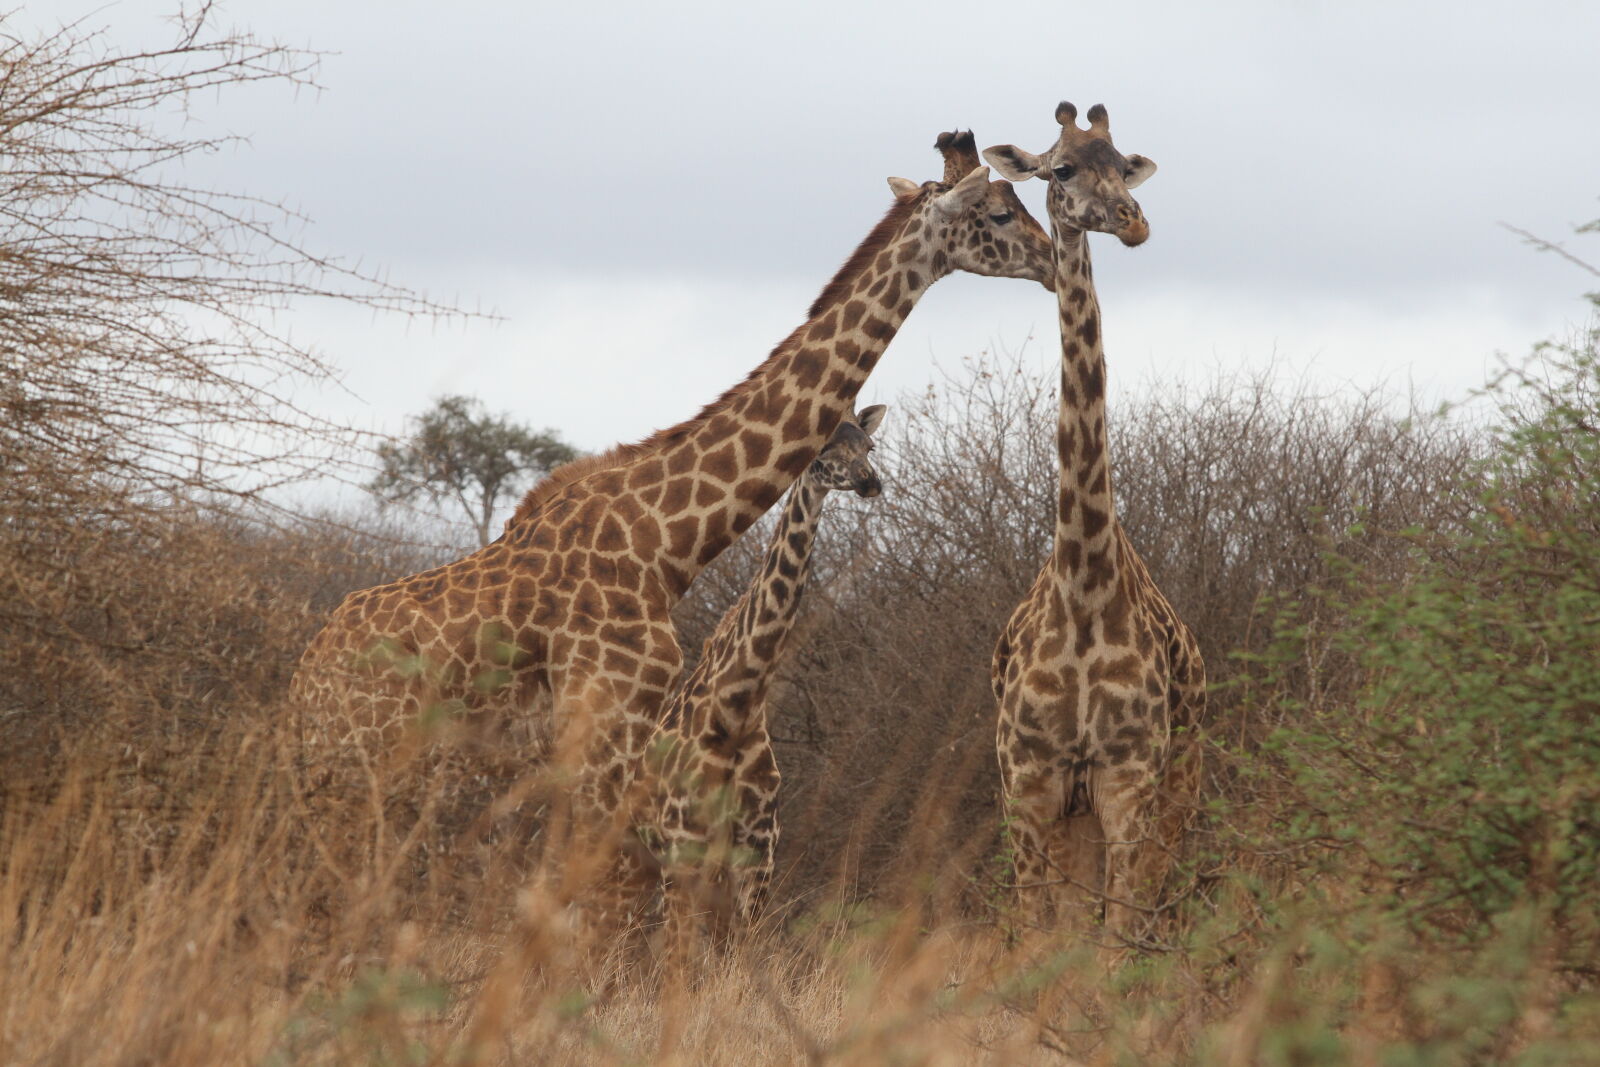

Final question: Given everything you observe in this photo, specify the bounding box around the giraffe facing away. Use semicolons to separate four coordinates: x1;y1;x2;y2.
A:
983;104;1206;935
290;132;1053;850
641;404;887;939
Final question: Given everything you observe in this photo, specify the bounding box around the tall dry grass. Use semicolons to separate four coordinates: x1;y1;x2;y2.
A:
4;358;1597;1065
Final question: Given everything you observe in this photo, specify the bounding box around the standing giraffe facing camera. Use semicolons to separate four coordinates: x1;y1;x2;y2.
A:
291;132;1053;909
983;103;1206;935
641;405;887;941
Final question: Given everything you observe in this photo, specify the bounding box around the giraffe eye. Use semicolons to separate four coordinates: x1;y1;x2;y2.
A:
988;212;1013;225
1052;164;1076;181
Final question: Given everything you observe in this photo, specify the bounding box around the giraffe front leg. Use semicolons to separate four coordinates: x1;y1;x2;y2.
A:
658;852;739;960
653;796;734;953
543;664;667;949
731;748;780;926
728;814;776;928
553;630;680;825
1095;769;1163;938
569;831;660;956
1000;773;1071;931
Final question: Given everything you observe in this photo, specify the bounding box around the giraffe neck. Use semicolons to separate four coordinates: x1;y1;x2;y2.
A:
689;476;828;739
629;200;940;596
1050;226;1120;600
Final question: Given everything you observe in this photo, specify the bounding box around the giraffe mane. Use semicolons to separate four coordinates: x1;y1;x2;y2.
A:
510;194;920;527
805;189;919;318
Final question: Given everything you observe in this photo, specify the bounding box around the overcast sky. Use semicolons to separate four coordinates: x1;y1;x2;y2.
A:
52;1;1600;476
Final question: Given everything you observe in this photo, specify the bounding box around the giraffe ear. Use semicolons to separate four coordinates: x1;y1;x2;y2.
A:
931;166;990;218
982;145;1044;182
1123;154;1157;189
886;176;920;200
855;404;887;436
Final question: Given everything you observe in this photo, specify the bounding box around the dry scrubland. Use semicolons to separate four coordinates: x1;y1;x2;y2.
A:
5;10;1600;1065
5;347;1600;1065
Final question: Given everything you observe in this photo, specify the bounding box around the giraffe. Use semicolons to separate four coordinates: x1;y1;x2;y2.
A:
289;131;1054;902
640;404;886;941
982;103;1206;936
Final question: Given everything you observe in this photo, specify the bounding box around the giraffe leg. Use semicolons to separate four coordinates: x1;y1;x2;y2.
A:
1149;668;1208;890
731;817;776;927
733;864;771;929
541;668;660;951
1056;812;1106;925
1095;769;1162;937
731;747;779;927
567;830;659;961
687;814;742;946
1148;727;1203;895
1002;779;1073;930
656;849;737;966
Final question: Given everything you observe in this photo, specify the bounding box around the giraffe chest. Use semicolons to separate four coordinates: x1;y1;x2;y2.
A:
994;590;1175;764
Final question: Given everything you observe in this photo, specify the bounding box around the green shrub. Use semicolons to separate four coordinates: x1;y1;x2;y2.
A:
1253;326;1600;969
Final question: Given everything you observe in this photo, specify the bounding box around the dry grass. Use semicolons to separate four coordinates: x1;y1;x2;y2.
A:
4;363;1596;1065
7;722;1585;1067
0;718;1218;1067
0;713;1128;1065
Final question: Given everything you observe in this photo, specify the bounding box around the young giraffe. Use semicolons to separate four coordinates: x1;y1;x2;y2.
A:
642;405;886;939
290;132;1053;874
983;104;1206;935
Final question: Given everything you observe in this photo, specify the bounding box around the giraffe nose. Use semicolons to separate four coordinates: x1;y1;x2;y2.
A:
856;475;882;498
1115;205;1149;247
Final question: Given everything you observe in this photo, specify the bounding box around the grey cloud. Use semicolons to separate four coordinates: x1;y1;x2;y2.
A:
61;0;1600;428
125;0;1596;307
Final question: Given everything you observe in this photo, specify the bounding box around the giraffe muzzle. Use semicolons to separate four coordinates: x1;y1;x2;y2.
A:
855;476;882;498
1114;205;1149;247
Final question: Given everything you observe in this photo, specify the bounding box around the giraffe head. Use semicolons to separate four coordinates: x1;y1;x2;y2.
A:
982;102;1157;248
804;405;887;498
885;130;1055;291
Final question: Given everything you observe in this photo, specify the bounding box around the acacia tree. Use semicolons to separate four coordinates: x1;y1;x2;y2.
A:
0;6;464;713
369;396;580;547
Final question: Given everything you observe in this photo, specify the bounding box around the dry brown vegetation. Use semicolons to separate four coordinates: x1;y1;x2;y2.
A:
11;349;1595;1064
